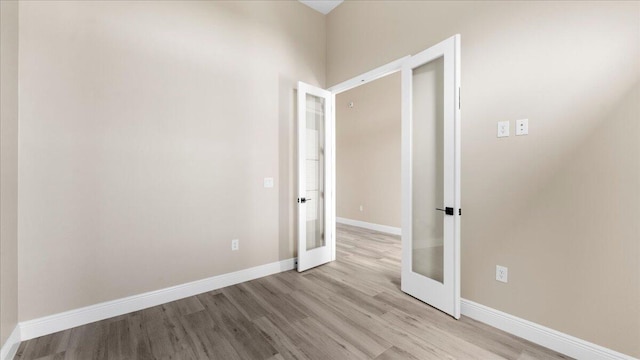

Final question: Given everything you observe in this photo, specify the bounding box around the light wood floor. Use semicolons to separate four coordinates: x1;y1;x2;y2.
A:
16;224;571;360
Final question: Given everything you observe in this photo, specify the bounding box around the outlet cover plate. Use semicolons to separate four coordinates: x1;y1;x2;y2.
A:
497;121;510;138
496;265;508;283
516;119;528;136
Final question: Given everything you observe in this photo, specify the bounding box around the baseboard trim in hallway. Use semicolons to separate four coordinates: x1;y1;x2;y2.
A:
18;258;296;343
461;299;637;360
337;217;401;235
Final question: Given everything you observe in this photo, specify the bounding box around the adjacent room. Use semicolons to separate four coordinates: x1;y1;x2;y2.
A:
1;1;638;359
335;73;401;237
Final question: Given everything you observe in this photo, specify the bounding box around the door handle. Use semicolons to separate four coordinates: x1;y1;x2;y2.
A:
297;197;312;203
436;207;455;216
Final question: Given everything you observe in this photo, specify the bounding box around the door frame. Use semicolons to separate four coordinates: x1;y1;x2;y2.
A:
327;56;411;94
326;55;410;261
325;35;461;317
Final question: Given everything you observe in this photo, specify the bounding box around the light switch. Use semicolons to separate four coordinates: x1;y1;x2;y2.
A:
516;119;528;136
497;121;510;138
263;177;274;188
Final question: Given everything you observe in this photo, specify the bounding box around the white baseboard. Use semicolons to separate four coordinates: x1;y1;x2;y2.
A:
8;260;636;360
336;217;401;236
461;299;637;360
19;258;296;341
0;326;20;360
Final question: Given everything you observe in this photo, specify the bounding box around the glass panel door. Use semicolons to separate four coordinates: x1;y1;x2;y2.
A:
305;94;326;250
411;57;445;283
297;82;334;272
401;35;461;318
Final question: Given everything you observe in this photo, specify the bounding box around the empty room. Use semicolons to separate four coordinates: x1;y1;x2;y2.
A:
0;1;638;359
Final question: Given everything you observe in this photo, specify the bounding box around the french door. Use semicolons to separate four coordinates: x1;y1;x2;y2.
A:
296;82;335;272
296;35;461;318
401;35;461;318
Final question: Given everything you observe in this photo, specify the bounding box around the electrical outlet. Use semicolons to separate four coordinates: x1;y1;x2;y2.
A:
496;265;508;283
497;121;510;138
263;177;274;188
359;205;363;212
231;239;239;251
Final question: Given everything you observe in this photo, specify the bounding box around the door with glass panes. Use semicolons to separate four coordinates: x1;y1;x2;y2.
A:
401;35;461;318
296;35;461;319
297;82;334;272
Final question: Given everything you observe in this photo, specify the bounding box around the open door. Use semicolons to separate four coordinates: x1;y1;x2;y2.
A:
401;35;461;318
297;82;335;272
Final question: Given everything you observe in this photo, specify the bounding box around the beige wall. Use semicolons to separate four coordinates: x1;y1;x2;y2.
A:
328;1;640;357
9;1;640;357
0;0;20;345
17;0;325;321
336;73;401;228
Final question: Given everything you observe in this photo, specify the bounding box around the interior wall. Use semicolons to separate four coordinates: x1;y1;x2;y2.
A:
17;0;325;321
0;0;20;345
327;1;640;357
336;73;401;228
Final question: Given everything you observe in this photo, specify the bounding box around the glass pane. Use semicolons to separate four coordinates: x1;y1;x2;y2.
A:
411;56;444;283
306;94;325;250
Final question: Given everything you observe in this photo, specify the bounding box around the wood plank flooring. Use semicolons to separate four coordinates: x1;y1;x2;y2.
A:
16;224;571;360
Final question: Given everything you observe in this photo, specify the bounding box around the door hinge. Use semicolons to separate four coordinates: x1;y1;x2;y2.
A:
459;208;462;216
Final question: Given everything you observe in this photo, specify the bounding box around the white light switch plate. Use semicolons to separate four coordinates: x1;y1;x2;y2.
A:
497;121;510;138
263;177;274;188
516;119;528;136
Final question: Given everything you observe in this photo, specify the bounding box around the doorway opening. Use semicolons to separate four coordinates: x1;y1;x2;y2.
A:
334;71;403;286
297;35;461;318
335;72;402;238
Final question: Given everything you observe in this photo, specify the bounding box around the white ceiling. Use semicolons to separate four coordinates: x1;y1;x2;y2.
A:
299;0;343;15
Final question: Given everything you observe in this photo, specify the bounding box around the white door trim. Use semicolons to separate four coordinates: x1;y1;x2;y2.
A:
328;56;410;95
328;55;410;262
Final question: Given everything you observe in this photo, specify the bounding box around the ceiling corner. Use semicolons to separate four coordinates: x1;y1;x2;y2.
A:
298;0;344;15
